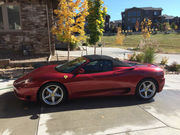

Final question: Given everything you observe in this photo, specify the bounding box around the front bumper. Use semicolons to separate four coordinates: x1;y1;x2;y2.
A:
13;83;39;102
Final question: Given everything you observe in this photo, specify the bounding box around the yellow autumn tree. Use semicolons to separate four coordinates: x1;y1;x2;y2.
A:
135;20;139;32
141;18;152;39
116;27;125;45
52;0;89;61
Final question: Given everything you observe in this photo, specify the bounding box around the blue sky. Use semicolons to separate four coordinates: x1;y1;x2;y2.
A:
104;0;180;21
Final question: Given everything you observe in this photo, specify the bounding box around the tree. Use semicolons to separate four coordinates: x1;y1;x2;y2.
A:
52;0;89;61
135;20;139;32
159;23;164;31
171;22;178;30
87;0;107;54
116;27;125;45
164;22;171;32
141;18;152;39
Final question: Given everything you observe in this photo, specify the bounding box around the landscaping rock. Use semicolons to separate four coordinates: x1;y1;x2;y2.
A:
0;59;10;68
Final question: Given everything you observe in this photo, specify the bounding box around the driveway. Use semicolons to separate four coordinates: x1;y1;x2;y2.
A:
56;47;180;65
0;75;180;135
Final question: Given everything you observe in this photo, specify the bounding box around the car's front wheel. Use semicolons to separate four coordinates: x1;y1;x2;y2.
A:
136;79;158;100
39;83;66;106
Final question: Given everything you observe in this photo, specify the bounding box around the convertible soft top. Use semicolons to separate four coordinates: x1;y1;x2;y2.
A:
83;55;131;67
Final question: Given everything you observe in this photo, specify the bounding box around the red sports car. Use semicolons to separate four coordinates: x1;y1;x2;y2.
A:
13;55;165;106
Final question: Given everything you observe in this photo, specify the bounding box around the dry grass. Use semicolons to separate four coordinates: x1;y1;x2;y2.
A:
102;33;180;54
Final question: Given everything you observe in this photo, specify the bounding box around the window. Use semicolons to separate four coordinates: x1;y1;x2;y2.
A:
154;11;159;16
0;4;21;31
128;18;136;23
7;5;21;30
145;11;149;16
137;11;141;16
83;60;113;74
128;11;136;17
83;61;102;74
0;6;3;29
102;60;113;72
56;57;87;73
128;11;141;17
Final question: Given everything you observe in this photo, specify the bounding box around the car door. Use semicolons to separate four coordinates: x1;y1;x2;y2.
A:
68;60;122;98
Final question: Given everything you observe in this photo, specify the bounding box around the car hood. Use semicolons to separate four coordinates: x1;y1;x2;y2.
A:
15;65;68;83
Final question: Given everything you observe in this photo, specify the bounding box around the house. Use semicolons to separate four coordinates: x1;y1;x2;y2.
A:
104;14;111;32
173;17;180;30
162;14;175;24
110;20;122;33
121;7;163;31
0;0;56;56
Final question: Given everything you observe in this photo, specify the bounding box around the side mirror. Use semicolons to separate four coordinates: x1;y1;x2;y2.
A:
76;68;85;74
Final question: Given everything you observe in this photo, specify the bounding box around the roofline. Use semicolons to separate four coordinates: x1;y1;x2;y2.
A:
125;7;163;11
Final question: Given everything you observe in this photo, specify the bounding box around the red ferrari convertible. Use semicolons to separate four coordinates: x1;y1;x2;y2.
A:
13;55;165;106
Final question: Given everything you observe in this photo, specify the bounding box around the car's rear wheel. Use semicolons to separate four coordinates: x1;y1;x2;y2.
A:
39;83;66;106
136;79;158;100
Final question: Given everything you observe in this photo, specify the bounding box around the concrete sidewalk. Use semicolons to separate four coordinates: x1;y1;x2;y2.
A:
0;79;14;90
56;47;180;65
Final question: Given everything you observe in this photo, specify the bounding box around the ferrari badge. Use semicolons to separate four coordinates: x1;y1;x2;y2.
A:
64;75;68;79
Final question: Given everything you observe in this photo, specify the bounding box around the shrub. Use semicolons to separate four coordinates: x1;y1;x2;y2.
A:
128;52;144;63
143;47;156;64
160;57;168;65
98;43;103;47
128;53;137;61
82;42;89;46
70;42;81;50
166;62;180;72
128;47;156;64
136;53;144;63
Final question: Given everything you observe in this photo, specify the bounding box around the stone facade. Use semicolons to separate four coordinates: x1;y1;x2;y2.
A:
0;0;55;56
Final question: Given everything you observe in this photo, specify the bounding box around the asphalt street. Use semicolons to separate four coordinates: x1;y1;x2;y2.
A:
0;75;180;135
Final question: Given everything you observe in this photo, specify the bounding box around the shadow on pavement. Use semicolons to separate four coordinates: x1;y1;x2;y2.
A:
0;91;153;119
0;91;40;119
42;96;153;113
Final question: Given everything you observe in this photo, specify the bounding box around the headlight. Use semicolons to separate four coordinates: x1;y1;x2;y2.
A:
16;78;32;84
24;78;31;84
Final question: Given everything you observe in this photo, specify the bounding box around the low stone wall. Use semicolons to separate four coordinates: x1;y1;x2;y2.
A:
0;59;10;68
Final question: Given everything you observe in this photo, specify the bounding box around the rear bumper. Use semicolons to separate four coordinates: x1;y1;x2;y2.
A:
158;77;165;92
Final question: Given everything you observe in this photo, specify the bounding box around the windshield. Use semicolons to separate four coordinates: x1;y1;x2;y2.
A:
55;57;87;73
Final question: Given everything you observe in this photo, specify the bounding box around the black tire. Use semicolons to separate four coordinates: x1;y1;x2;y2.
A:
136;79;158;101
39;82;67;106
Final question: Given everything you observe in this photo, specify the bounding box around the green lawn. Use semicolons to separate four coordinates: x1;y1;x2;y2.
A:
102;33;180;54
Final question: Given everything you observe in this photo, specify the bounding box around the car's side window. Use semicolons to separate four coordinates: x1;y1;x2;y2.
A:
102;60;113;72
83;60;102;74
82;60;113;74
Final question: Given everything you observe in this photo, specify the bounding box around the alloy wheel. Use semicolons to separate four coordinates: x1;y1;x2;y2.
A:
139;81;156;99
42;85;64;105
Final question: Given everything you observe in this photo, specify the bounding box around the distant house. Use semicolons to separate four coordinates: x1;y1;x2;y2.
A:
158;15;180;30
104;14;111;33
0;0;59;56
173;17;180;30
110;20;122;33
162;14;175;24
121;7;163;31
